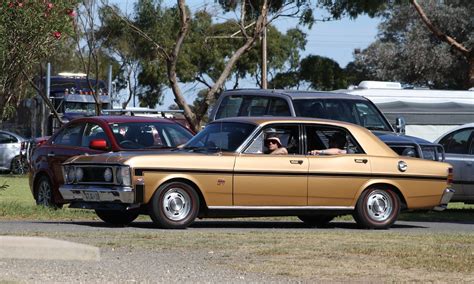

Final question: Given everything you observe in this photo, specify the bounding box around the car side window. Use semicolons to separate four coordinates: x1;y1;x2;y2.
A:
267;98;290;116
215;96;243;119
244;124;300;155
52;124;83;147
81;123;109;148
0;133;17;144
305;125;364;155
440;129;473;154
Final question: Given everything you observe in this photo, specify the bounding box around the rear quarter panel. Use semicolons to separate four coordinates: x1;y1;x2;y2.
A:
368;156;450;209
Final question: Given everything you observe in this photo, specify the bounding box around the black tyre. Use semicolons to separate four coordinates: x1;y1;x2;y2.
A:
35;176;61;208
11;156;27;175
95;209;140;226
298;215;335;228
354;187;400;229
149;182;199;229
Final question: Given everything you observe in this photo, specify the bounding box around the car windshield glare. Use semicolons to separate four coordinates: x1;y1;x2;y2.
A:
109;122;193;149
184;122;256;152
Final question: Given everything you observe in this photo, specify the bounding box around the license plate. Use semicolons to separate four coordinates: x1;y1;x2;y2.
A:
82;191;100;201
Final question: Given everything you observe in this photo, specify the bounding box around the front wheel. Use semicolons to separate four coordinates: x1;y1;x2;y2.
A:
95;209;140;226
36;176;62;209
149;182;199;229
354;187;400;229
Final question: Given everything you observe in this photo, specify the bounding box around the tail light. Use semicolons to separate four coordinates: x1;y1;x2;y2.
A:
447;167;453;186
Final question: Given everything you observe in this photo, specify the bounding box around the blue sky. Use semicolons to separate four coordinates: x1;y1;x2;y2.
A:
113;0;381;107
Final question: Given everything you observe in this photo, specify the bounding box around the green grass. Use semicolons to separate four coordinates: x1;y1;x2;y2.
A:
0;175;96;220
1;175;473;223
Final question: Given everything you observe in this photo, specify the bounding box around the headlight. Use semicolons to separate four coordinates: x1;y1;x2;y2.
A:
116;166;131;186
104;168;113;182
67;166;76;183
75;167;84;182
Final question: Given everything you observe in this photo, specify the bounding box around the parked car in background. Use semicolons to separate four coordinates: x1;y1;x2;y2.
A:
0;130;28;174
59;117;453;229
209;89;445;161
29;116;194;208
435;123;474;203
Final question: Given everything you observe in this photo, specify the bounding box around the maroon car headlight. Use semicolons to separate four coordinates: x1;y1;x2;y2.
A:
116;166;131;186
66;166;75;184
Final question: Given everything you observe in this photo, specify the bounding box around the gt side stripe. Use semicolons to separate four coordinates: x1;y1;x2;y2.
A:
134;168;447;181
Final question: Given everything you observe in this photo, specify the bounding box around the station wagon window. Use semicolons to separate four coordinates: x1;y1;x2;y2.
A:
293;99;391;131
439;128;473;154
305;125;364;154
244;124;300;155
215;95;290;119
53;124;83;146
184;122;256;152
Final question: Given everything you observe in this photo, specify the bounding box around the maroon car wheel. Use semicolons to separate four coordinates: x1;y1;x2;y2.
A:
354;187;400;229
35;176;61;209
149;182;199;229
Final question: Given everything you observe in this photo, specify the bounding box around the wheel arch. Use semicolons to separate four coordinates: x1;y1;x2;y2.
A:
154;177;208;214
357;180;407;210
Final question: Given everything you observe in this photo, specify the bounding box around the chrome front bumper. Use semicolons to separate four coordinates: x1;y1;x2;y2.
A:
433;188;455;212
59;184;135;203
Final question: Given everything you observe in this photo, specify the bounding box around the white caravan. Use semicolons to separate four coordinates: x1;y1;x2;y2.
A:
339;81;474;142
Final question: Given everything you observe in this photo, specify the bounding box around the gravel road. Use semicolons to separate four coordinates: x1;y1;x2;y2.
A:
1;219;473;283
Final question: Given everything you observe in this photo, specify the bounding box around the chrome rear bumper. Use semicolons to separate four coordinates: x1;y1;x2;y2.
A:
433;188;455;212
59;184;134;203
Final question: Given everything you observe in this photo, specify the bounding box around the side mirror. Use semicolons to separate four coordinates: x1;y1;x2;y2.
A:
395;117;406;135
89;139;109;151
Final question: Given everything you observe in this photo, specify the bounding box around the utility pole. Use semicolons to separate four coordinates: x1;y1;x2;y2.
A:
261;2;268;89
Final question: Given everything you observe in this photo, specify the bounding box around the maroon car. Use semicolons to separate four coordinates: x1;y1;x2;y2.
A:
29;116;194;208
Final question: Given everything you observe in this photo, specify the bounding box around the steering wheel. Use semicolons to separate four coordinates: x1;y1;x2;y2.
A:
119;140;140;148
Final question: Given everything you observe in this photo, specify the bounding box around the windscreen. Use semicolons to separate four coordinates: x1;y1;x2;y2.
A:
184;122;257;152
293;99;392;131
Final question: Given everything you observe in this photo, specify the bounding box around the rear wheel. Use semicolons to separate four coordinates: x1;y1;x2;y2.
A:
36;176;61;209
11;156;27;175
354;187;400;229
298;215;335;228
95;209;140;226
149;182;199;229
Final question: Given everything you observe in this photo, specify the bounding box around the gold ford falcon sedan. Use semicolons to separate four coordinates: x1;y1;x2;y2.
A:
59;117;454;229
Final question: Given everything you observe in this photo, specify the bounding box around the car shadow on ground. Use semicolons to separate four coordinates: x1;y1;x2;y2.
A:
57;220;426;230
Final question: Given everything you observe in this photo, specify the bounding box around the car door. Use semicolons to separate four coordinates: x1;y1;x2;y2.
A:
233;124;308;206
305;125;370;207
438;128;474;199
47;123;86;186
0;132;18;169
464;132;474;200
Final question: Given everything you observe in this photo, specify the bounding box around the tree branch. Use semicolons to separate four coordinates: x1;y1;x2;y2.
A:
410;0;469;57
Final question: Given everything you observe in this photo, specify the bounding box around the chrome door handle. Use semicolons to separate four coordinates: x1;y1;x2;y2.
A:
290;160;304;165
354;159;368;164
467;162;472;167
47;153;55;157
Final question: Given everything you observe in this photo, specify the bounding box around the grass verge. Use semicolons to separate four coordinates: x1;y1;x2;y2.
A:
1;175;473;223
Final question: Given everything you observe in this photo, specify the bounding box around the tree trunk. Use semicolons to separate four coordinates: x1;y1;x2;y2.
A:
469;53;474;89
